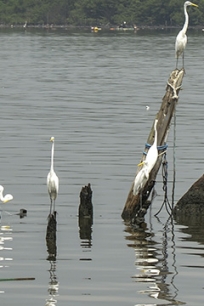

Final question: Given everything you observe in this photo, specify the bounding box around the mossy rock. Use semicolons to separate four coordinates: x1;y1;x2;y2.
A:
173;174;204;217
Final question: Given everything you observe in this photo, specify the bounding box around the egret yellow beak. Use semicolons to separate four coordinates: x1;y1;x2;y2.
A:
3;199;10;203
138;161;144;167
2;195;13;203
191;3;198;7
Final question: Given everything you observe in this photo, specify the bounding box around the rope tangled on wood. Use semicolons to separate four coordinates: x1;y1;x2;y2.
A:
155;111;176;216
143;143;168;155
155;152;173;216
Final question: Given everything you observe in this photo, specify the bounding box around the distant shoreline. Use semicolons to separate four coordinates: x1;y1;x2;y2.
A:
0;24;203;30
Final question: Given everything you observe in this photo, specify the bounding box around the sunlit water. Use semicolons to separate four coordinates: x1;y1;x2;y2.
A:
0;28;204;305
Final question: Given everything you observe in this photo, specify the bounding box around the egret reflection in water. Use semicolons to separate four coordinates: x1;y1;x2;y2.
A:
125;216;181;305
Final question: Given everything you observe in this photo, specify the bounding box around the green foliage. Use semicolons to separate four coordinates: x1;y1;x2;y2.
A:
0;0;202;26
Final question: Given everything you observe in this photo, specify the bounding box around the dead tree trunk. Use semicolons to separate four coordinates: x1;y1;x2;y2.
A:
46;213;57;261
121;69;185;224
78;184;93;242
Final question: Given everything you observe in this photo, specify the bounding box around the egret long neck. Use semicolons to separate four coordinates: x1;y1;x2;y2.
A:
183;3;189;34
154;121;158;146
0;190;3;201
51;142;54;171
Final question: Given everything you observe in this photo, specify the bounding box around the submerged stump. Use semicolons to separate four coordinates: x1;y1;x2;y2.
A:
78;183;93;219
78;183;93;241
46;213;57;260
122;69;185;224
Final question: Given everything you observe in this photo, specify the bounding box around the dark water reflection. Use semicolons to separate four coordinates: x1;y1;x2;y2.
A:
175;214;204;261
0;28;204;305
125;218;182;306
46;261;59;306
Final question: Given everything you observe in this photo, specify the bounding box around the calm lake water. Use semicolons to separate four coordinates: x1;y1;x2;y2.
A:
0;27;204;306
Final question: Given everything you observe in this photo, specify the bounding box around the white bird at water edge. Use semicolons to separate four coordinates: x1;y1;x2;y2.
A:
175;1;198;69
47;137;59;215
0;185;13;203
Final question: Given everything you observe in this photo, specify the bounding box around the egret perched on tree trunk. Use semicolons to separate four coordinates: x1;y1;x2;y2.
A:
133;161;149;196
144;119;158;172
47;137;59;215
133;119;158;196
175;1;198;69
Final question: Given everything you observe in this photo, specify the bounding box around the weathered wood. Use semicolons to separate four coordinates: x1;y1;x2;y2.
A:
78;183;93;242
46;212;57;241
46;213;57;260
78;183;93;219
121;69;185;223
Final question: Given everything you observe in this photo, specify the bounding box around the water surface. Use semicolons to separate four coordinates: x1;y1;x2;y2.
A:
0;28;204;305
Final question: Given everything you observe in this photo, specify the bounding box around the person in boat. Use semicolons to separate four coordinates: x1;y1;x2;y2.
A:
119;21;127;28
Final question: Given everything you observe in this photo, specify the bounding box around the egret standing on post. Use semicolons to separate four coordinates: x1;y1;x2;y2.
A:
175;1;198;69
133;119;158;196
47;137;59;215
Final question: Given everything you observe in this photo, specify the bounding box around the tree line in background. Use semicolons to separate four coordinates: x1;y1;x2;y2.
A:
0;0;203;27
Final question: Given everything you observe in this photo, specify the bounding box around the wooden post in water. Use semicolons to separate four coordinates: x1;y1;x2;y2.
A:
121;69;185;223
78;183;93;242
46;213;57;260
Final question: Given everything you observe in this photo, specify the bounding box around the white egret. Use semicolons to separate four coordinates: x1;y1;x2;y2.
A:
47;137;59;215
133;161;149;195
145;119;158;172
175;1;198;68
0;185;13;203
133;119;158;196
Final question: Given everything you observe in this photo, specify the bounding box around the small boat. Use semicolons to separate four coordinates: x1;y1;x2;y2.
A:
110;26;138;31
91;26;101;32
110;22;139;31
